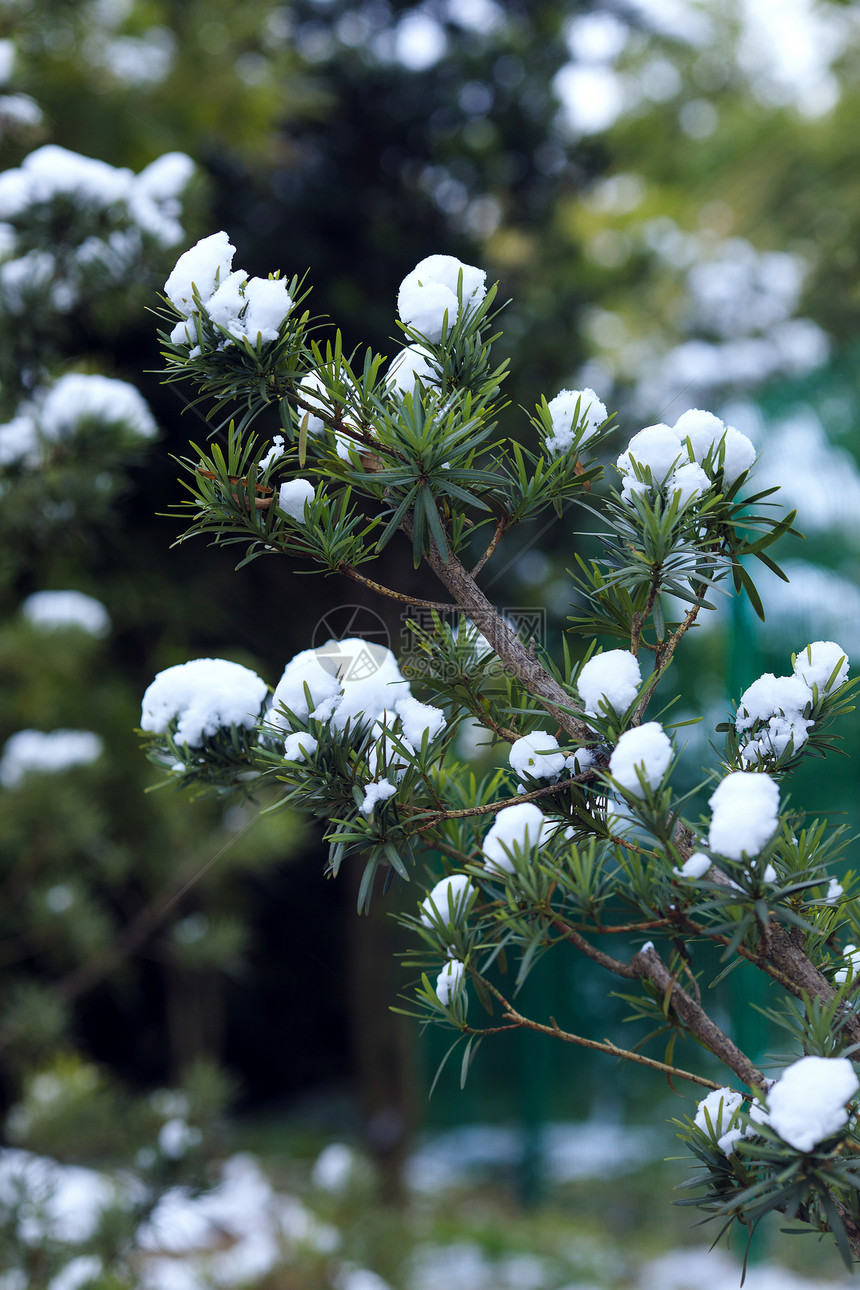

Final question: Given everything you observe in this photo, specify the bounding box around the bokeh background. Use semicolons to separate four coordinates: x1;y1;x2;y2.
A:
2;1;860;1286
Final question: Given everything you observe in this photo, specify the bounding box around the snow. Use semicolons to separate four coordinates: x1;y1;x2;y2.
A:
158;1118;202;1160
21;590;110;637
311;1143;361;1194
834;943;860;986
359;778;396;816
283;731;318;762
678;852;711;879
397;254;486;343
576;649;642;718
208;273;293;345
609;722;673;796
0;413;38;465
258;435;286;471
667;461;710;507
763;1055;859;1153
482;802;547;874
735;672;813;765
671;408;757;485
420;874;475;928
0;1149;115;1242
793;640;849;695
271;638;409;733
277;478;315;522
0;145;192;247
694;1087;743;1156
543;387;607;455
509;731;567;781
0;729;103;788
616;423;683;485
395;695;446;746
387;344;439;394
140;658;268;748
708;771;780;860
40;373;157;441
164;231;235;315
436;959;466;1005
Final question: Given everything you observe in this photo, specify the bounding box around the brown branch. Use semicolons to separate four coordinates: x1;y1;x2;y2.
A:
549;917;638;979
470;515;508;578
631;943;767;1092
474;976;721;1091
406;769;597;835
402;517;595;744
339;563;454;611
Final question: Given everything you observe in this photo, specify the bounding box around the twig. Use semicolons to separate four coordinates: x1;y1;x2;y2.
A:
473;975;721;1091
470;515;508;578
339;563;454;611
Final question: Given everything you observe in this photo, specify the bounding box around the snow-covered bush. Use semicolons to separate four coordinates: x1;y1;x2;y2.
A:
142;235;860;1265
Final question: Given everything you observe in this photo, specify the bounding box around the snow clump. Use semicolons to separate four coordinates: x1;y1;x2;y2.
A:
762;1055;858;1153
794;640;849;695
271;638;409;734
397;253;487;343
673;408;757;484
708;771;780;860
0;729;103;788
436;959;466;1006
577;649;642;718
509;730;567;781
387;343;439;395
22;590;110;637
420;874;475;928
482;802;547;875
41;372;157;442
141;658;268;748
543;387;607;455
165;230;292;351
396;695;447;746
609;722;673;797
735;672;813;766
360;778;396;816
695;1086;744;1156
278;478;315;523
834;944;860;986
283;732;318;763
678;851;711;879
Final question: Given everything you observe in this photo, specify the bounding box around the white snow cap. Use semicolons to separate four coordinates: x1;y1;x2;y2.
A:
278;478;315;523
509;731;567;781
283;731;318;763
395;695;446;746
141;658;268;747
22;590;110;637
482;802;547;875
420;874;475;928
0;729;103;788
609;722;672;797
673;408;756;485
708;770;780;860
617;423;684;486
834;943;860;986
258;435;286;472
543;387;607;455
397;253;487;343
271;638;408;733
764;1055;858;1153
794;640;849;695
165;231;236;315
435;958;466;1006
679;851;711;879
668;461;710;507
387;343;439;395
360;778;397;816
735;672;813;765
695;1086;744;1156
577;649;642;718
165;230;292;344
40;372;157;442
